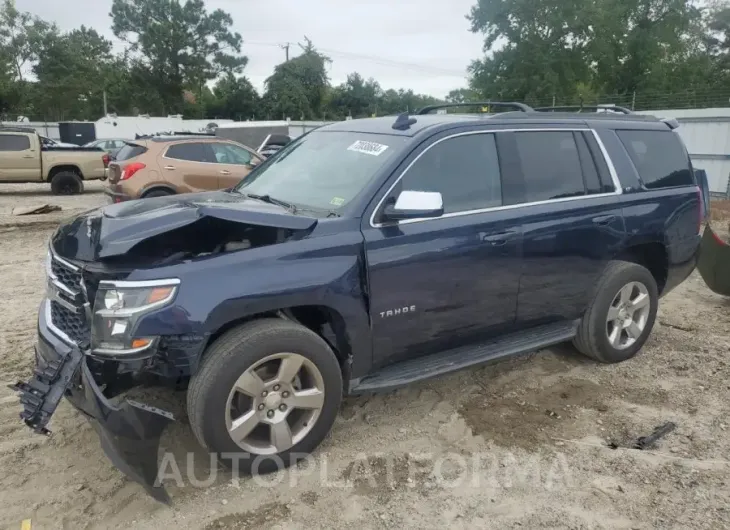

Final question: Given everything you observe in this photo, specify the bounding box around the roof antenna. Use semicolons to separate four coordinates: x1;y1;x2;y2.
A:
392;112;417;131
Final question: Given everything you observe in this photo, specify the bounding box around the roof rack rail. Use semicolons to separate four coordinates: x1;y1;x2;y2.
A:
416;101;533;115
533;105;632;114
0;126;36;133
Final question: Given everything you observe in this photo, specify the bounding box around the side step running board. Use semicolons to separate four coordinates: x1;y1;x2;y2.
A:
349;321;578;394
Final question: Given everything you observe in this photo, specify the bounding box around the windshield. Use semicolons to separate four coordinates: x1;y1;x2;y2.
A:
234;131;407;212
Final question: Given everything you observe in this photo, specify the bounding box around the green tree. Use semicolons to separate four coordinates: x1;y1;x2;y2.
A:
262;38;330;119
207;74;260;120
110;0;247;114
33;26;116;120
328;72;382;118
466;0;715;108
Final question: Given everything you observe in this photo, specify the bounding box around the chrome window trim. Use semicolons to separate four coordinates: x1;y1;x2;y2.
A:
369;128;623;228
590;129;622;192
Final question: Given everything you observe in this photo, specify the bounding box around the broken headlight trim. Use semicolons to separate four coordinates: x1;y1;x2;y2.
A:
91;278;180;356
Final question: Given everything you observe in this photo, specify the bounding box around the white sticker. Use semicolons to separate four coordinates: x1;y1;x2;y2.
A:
347;140;389;156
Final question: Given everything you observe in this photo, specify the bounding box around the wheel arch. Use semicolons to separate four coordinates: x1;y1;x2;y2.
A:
140;184;177;198
201;304;355;389
47;164;82;181
615;240;669;294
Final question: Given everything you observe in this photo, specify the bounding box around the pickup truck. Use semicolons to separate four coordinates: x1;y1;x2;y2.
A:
0;127;107;194
12;103;703;501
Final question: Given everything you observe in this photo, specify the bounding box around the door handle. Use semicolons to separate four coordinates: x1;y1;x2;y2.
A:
163;165;176;170
219;170;231;175
480;230;518;246
22;155;34;159
592;215;617;226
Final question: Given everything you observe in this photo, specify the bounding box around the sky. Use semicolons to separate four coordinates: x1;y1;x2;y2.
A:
18;0;485;98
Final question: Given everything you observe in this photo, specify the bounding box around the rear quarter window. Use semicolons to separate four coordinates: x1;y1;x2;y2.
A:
115;143;148;161
616;130;693;189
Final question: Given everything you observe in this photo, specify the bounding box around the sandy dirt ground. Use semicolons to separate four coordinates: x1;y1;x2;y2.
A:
1;183;730;529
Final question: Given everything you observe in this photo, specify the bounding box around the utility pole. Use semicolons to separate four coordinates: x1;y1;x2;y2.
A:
103;90;108;116
281;43;290;61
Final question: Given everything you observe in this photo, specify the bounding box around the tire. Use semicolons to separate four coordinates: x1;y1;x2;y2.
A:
50;171;84;195
573;260;658;363
187;318;343;475
143;189;174;198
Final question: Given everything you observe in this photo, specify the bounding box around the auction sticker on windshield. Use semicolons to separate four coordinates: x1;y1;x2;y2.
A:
347;140;389;156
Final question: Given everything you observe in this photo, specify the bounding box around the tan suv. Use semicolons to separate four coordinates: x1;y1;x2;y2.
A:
105;135;263;202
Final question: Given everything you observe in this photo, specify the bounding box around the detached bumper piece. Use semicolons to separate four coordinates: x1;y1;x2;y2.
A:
10;345;175;503
9;345;82;435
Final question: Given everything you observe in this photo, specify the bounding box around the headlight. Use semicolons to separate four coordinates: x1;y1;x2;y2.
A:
91;279;179;355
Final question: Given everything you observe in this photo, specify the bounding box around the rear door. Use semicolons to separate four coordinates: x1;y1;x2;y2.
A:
209;142;263;188
0;133;40;181
363;131;523;368
160;142;220;192
510;129;626;326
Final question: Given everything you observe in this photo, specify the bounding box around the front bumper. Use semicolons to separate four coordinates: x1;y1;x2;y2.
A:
9;303;175;503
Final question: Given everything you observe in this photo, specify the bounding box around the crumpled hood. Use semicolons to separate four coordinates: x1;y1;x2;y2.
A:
51;190;318;261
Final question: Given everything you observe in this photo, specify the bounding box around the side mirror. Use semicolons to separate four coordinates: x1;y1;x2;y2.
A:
382;190;444;221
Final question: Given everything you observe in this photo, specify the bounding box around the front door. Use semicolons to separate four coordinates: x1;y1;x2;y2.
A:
209;142;262;188
160;142;220;193
0;133;41;181
363;131;523;368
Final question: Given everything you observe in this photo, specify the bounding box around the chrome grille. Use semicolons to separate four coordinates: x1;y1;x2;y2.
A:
50;300;87;344
51;258;82;293
48;254;90;345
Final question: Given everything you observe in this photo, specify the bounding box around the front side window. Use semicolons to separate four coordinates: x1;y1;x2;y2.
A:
165;142;215;163
396;133;502;214
211;143;254;165
236;131;407;212
515;131;586;202
0;134;31;151
617;130;693;189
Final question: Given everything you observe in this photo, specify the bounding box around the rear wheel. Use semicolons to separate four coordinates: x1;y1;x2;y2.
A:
187;319;342;474
50;171;84;195
573;260;658;363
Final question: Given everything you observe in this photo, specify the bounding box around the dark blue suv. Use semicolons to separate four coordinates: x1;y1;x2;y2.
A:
13;103;703;501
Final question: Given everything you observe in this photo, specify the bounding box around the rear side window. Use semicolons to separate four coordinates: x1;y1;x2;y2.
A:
399;133;502;214
515;131;585;202
115;143;147;161
0;134;31;151
616;130;693;189
165;142;215;163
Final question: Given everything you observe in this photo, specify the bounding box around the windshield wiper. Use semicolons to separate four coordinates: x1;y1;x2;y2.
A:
244;193;297;213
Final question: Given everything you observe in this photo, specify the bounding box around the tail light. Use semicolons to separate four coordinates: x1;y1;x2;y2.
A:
102;153;110;168
120;162;146;181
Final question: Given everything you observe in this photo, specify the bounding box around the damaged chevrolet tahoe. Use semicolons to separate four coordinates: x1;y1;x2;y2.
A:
12;103;703;502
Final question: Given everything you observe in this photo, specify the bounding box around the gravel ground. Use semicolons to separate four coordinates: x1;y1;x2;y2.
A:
1;183;729;530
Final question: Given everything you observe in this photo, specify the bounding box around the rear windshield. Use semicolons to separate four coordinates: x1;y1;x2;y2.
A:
616;130;694;189
115;142;147;161
235;131;407;212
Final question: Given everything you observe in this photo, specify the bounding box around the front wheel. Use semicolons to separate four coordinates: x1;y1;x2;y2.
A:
573;260;659;363
187;319;343;474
